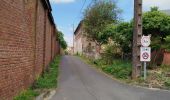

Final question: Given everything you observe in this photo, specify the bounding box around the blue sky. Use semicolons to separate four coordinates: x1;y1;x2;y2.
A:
49;0;170;47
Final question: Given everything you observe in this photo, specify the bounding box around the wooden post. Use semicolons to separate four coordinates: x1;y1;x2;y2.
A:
132;0;142;79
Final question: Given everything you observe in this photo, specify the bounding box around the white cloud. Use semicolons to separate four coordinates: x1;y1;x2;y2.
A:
50;0;75;4
143;0;170;11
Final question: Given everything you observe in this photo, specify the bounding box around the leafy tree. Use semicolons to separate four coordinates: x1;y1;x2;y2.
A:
143;7;170;67
163;35;170;51
113;22;133;54
83;0;120;48
58;31;67;50
143;8;170;49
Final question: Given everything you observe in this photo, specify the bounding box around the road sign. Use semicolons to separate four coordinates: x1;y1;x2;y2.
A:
141;35;151;47
140;47;151;62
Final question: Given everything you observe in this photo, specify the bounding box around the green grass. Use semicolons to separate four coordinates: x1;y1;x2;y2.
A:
14;89;39;100
100;60;131;79
80;56;132;79
14;56;61;100
34;57;60;89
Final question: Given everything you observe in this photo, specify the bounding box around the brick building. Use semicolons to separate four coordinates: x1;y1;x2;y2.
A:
0;0;60;99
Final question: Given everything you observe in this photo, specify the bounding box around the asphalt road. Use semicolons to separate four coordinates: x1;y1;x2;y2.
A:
51;56;170;100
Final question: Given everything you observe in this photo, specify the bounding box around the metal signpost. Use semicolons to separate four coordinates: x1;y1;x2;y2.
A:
140;36;151;80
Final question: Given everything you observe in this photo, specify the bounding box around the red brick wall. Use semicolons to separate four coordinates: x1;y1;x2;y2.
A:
45;18;52;68
163;52;170;66
0;0;59;99
35;0;46;76
52;27;56;60
0;0;35;99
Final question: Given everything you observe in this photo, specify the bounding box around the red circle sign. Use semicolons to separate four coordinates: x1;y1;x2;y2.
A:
142;52;149;59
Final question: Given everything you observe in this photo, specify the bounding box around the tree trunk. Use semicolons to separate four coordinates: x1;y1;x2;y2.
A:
95;44;101;59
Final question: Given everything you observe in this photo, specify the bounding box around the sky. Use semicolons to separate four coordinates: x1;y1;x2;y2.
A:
49;0;170;47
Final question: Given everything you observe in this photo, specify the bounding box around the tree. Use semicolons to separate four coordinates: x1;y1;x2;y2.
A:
83;0;120;56
143;7;170;44
58;31;67;50
113;22;133;55
143;7;170;67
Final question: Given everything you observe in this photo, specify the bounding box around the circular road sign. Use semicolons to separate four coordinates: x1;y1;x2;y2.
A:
142;52;149;59
141;36;151;47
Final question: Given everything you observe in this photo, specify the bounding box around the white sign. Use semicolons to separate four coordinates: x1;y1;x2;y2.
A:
141;35;151;47
140;47;151;62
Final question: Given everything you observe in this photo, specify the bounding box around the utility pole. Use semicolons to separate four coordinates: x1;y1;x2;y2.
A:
73;24;75;54
132;0;142;79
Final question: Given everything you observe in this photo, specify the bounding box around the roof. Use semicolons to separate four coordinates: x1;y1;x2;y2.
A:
42;0;52;11
74;21;83;35
41;0;55;26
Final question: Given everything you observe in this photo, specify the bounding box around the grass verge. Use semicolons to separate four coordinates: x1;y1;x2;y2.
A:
14;56;61;100
79;55;132;80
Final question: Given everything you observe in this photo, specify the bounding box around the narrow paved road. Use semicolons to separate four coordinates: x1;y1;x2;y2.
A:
51;56;170;100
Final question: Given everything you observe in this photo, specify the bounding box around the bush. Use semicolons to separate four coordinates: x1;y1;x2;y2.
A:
164;80;170;88
102;44;121;64
102;60;132;79
34;57;60;89
14;89;39;100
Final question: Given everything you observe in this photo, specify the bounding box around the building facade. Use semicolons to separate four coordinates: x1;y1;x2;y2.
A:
73;21;97;58
0;0;60;99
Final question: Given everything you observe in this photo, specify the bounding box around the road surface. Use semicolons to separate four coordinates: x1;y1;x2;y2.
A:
51;56;170;100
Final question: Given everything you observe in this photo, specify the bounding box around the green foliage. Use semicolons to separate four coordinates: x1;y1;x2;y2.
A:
83;0;120;45
34;57;60;89
102;43;121;64
165;80;170;88
14;89;39;100
14;56;60;100
150;6;159;12
102;60;132;79
81;55;132;79
163;35;170;51
112;22;133;54
143;8;170;40
58;31;67;50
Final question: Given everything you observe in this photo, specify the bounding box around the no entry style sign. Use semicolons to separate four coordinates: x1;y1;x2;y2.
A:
140;47;151;62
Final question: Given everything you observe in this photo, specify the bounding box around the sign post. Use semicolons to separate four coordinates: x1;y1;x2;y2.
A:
140;35;151;80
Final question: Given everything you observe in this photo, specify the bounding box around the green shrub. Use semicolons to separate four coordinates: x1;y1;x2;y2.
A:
14;89;39;100
14;56;60;100
164;80;170;88
34;57;60;89
102;60;132;79
102;44;121;64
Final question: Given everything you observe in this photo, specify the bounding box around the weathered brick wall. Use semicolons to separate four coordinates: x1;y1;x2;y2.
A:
0;0;59;99
35;0;46;76
45;18;52;68
52;27;56;60
163;52;170;66
0;0;35;99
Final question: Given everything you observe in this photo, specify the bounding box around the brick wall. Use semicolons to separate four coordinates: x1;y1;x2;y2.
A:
163;52;170;66
45;17;52;69
0;0;59;99
35;0;46;76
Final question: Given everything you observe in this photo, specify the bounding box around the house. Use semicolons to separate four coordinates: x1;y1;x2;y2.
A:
73;21;97;58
